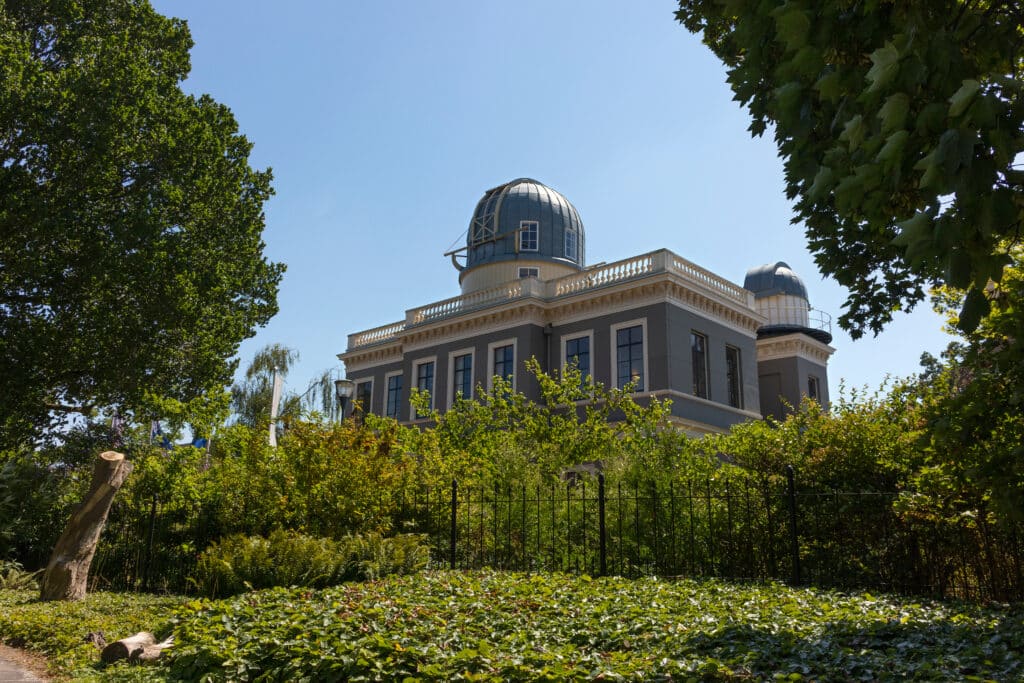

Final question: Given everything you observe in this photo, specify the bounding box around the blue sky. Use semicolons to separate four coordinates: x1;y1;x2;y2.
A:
151;0;953;403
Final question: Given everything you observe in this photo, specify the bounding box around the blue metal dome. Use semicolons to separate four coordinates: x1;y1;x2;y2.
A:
465;178;585;270
743;261;809;300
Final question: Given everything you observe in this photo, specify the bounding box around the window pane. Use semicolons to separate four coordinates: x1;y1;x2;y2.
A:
726;345;742;409
808;376;819;400
493;345;514;384
565;336;590;387
519;221;538;251
565;229;578;260
691;332;708;399
453;353;473;400
615;325;644;391
355;381;372;415
415;362;434;418
386;375;402;418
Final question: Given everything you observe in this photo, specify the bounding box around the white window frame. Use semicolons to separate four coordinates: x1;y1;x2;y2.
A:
610;318;649;391
411;356;437;421
384;370;403;419
446;347;475;408
564;227;578;261
807;375;820;401
518;220;539;252
518;266;540;279
560;330;594;385
486;338;518;392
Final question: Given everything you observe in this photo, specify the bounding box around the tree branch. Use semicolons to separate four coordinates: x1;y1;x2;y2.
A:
45;402;94;415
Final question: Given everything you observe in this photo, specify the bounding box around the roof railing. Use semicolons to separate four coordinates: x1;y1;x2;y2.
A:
345;248;755;351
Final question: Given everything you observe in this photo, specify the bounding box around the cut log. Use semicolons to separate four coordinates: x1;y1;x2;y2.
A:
39;451;134;601
100;632;174;664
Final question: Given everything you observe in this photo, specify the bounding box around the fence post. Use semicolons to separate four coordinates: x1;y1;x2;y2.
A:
143;494;158;591
598;473;607;577
786;465;801;585
449;479;458;570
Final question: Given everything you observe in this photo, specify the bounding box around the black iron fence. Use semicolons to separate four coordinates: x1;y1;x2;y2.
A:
91;468;1024;601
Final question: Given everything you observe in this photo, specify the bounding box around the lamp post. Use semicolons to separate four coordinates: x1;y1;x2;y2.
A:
334;378;355;421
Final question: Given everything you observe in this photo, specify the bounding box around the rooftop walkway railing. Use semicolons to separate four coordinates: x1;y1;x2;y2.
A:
346;249;754;351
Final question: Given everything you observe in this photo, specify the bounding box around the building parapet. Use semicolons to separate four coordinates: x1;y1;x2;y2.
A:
346;248;756;352
346;321;405;350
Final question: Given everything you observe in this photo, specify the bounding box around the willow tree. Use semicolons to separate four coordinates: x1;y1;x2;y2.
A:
0;0;284;447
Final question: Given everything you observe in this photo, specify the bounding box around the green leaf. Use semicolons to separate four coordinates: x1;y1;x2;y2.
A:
866;42;900;92
808;165;836;200
948;79;981;118
878;93;910;133
774;81;804;118
813;71;842;103
839;115;866;151
774;7;811;51
893;212;930;247
876;130;910;165
915;102;947;134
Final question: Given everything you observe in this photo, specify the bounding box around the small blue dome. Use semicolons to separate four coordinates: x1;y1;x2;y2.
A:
744;261;809;300
465;178;585;270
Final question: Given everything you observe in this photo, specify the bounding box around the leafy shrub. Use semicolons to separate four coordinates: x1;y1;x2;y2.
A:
191;530;429;597
0;561;42;590
341;531;431;581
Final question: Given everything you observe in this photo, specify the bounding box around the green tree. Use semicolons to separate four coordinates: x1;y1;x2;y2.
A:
920;248;1024;515
0;0;284;447
675;1;1023;337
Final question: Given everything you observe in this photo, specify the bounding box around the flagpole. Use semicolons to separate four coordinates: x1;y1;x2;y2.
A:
268;365;282;447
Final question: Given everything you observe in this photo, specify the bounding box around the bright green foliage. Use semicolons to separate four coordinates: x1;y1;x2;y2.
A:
204;415;426;538
0;588;179;679
912;249;1024;517
5;575;1023;680
191;530;429;598
0;560;39;590
675;1;1023;338
0;0;284;448
425;358;718;488
162;572;1023;681
710;385;922;490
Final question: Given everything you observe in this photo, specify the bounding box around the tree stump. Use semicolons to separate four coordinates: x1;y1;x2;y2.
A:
39;450;134;601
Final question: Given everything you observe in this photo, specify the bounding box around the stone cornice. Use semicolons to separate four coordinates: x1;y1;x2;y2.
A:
756;333;836;364
338;343;403;373
343;269;766;372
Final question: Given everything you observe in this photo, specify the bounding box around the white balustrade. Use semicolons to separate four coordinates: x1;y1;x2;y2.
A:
347;321;405;349
347;249;760;351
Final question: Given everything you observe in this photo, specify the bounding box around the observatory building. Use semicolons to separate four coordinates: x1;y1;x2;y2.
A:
339;178;833;433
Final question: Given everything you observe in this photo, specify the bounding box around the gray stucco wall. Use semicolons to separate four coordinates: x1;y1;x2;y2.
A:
757;352;829;421
348;300;762;432
664;305;759;412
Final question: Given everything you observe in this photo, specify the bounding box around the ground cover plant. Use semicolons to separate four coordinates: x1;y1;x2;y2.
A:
0;588;181;680
3;572;1022;681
